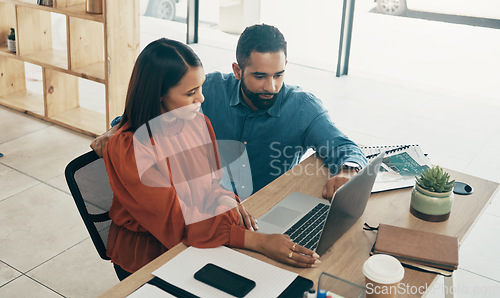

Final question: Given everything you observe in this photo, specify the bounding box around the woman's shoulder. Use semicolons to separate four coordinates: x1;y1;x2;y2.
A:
195;112;215;133
111;125;134;145
105;125;136;159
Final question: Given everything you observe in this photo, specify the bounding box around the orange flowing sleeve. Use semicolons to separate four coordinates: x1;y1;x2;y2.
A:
104;123;246;255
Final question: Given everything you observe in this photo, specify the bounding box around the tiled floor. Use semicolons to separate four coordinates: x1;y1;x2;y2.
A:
1;18;499;298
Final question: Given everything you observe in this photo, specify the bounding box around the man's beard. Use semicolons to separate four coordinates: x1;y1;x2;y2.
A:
240;77;279;110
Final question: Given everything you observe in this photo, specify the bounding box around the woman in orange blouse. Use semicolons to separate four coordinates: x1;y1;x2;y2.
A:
103;38;320;280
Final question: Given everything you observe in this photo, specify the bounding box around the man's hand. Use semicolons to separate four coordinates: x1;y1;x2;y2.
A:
90;125;119;157
322;168;358;200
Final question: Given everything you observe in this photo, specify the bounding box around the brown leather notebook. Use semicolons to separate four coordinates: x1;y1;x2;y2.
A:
371;224;459;275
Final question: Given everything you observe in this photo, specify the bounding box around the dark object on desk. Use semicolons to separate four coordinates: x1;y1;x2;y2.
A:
65;151;113;261
278;276;314;298
0;153;3;158
453;181;474;195
370;224;458;276
149;277;199;297
194;263;256;297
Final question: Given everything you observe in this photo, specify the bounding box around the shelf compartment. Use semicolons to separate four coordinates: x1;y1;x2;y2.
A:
0;58;44;116
0;56;26;97
60;4;104;22
44;68;106;136
21;48;68;69
16;6;52;55
71;61;105;82
54;0;85;8
0;45;17;56
68;16;104;81
0;0;139;137
1;46;104;83
8;0;104;22
0;2;16;50
44;67;78;116
0;89;45;116
16;6;69;69
55;0;104;22
49;106;106;136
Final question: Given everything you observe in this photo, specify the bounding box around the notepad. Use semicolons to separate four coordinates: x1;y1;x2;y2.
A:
152;246;298;298
371;224;459;276
361;144;432;192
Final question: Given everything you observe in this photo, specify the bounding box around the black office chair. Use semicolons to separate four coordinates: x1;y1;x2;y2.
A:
65;151;113;261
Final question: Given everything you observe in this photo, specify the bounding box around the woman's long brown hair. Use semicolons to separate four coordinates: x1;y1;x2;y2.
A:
119;38;203;132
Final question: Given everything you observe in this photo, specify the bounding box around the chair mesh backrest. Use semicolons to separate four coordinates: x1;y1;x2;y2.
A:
65;151;113;260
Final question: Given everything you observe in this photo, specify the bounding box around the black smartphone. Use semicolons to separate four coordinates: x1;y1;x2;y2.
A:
194;263;256;297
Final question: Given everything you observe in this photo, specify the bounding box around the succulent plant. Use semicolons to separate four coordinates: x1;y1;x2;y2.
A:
8;28;15;40
416;166;455;193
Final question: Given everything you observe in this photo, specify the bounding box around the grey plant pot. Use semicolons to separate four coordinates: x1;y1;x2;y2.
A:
7;39;16;53
410;184;454;222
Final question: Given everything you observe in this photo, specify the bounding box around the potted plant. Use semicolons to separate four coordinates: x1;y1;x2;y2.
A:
7;28;16;53
410;166;455;222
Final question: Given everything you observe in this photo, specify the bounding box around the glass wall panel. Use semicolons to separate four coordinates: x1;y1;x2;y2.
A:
140;0;345;73
350;0;500;99
260;0;343;71
140;0;238;49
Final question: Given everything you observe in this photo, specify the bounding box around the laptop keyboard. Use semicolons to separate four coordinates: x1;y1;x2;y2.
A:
284;203;329;251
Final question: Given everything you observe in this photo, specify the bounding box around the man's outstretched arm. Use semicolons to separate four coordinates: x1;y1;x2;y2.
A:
303;111;367;200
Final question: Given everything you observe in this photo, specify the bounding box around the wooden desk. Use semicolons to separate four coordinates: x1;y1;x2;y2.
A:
101;156;499;297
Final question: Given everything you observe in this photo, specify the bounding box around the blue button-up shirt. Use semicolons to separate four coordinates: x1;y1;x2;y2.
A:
201;72;367;196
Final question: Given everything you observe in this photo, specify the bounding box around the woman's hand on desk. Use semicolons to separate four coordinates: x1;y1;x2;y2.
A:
236;203;258;231
244;232;321;268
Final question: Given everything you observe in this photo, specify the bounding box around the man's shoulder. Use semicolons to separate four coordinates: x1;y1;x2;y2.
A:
282;84;325;112
205;71;237;86
283;84;315;100
202;72;237;112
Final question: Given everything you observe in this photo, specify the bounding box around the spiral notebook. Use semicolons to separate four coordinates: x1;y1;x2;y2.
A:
361;144;432;192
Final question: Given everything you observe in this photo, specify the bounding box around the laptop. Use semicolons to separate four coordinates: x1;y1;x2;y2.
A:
257;152;385;256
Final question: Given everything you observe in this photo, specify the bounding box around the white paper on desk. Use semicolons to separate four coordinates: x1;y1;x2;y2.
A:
153;246;298;298
127;283;176;298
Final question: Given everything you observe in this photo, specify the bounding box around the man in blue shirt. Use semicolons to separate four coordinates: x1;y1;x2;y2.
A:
91;24;366;200
201;24;366;200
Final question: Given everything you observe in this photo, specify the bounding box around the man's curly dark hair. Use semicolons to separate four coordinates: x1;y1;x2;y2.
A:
236;24;287;70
